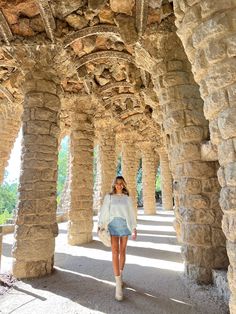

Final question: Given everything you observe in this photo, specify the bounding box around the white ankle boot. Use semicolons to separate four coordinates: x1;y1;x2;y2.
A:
115;275;123;301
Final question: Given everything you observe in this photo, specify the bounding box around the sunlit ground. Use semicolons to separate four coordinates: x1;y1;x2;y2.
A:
0;207;228;314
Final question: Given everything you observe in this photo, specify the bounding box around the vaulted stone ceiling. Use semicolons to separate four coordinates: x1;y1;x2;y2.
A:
0;0;174;147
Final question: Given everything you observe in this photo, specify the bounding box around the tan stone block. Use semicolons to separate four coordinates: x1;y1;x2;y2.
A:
20;168;42;182
185;110;207;126
41;168;57;181
205;39;226;63
180;207;215;225
36;197;57;214
224;162;236;186
26;120;51;135
220;186;236;211
218;107;236;140
15;223;57;240
34;108;58;122
183;224;211;245
180;194;210;210
24;134;57;147
18;200;37;215
162;72;189;87
171;143;201;163
212;227;226;247
200;0;233;18
184;161;216;178
36;80;57;95
176;178;202;194
13;257;53;279
25;92;44;108
209;118;222;145
227;240;236;266
179;126;204;143
43;93;60;111
204;89;228;120
110;0;134;15
192;12;230;48
12;238;55;261
222;213;236;242
68;232;92;245
218;139;236;166
163;110;185;131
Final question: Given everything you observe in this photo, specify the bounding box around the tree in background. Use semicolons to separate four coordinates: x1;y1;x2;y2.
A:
57;136;69;204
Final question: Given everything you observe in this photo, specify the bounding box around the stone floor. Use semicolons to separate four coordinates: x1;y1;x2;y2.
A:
0;208;229;314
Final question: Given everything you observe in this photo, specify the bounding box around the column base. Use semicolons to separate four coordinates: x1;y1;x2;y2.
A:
144;210;156;215
68;233;93;246
185;264;212;284
12;256;54;279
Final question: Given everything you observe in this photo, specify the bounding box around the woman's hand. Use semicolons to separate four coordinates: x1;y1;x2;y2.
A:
132;228;137;240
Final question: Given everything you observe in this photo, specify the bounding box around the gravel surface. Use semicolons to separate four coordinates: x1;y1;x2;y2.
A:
0;209;229;314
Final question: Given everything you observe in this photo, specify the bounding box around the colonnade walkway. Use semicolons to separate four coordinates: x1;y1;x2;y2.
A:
1;207;228;314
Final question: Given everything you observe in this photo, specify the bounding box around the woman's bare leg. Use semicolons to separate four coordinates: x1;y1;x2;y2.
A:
111;236;120;276
119;236;128;271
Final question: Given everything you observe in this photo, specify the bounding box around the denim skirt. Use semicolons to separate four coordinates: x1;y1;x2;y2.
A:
108;217;131;237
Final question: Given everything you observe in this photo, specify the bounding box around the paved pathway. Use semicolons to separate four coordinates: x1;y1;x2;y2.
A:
0;208;229;314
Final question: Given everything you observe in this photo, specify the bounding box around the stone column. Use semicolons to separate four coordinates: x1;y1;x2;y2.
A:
0;107;22;183
12;49;60;278
68;103;94;245
173;1;235;310
159;150;173;210
141;142;157;214
136;16;227;284
97;127;116;208
121;137;138;213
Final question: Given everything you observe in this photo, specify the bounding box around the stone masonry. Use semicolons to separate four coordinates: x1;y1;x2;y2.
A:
141;142;156;215
159;150;173;211
0;1;235;312
173;0;236;310
68;98;94;245
12;48;60;278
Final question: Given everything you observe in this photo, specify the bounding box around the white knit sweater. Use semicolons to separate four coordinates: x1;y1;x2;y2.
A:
98;194;137;233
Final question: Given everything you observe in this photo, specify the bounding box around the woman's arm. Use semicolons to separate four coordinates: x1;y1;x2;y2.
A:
98;194;110;229
127;196;137;239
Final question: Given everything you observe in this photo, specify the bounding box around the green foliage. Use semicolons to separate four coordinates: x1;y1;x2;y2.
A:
0;210;12;225
57;136;69;204
0;180;18;215
156;166;161;192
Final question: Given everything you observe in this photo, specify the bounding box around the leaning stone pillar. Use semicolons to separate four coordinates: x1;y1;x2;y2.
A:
173;1;235;310
121;135;138;212
0;106;22;183
68;101;94;245
141;142;156;214
12;49;60;278
135;15;227;284
159;150;173;210
97;126;116;208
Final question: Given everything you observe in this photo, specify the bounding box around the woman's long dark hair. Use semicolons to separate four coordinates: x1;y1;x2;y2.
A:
110;176;129;196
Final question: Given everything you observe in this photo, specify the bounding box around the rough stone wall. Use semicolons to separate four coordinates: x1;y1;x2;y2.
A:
141;142;156;214
12;48;60;278
159;149;173;210
135;15;228;284
0;109;21;183
121;135;138;212
97;127;117;208
173;0;236;310
68;98;94;245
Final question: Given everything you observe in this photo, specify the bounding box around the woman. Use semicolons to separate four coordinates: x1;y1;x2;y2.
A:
98;176;137;301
